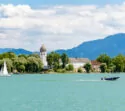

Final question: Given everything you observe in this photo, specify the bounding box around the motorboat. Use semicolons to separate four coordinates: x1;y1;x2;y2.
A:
101;77;120;81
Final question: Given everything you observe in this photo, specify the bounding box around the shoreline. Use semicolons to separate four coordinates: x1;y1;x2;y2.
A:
13;72;125;75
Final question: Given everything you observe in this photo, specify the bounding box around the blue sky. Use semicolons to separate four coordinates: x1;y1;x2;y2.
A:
0;0;125;51
0;0;125;6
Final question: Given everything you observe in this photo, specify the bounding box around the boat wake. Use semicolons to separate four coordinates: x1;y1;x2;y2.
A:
76;79;102;82
40;79;104;82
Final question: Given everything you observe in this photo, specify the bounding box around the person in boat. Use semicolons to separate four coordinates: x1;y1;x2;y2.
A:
101;77;106;80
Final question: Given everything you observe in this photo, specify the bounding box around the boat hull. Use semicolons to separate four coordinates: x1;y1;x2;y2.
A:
101;77;120;81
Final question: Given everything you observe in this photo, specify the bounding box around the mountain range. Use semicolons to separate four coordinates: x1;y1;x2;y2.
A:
56;33;125;60
0;48;32;55
0;33;125;59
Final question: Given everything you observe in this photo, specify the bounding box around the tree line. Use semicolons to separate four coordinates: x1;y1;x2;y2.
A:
0;52;73;73
0;51;125;73
81;54;125;73
0;52;43;73
97;54;125;73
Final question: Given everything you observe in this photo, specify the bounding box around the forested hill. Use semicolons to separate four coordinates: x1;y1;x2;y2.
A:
0;48;32;55
56;33;125;60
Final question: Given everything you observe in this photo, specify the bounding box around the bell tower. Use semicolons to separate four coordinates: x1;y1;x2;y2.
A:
40;44;48;69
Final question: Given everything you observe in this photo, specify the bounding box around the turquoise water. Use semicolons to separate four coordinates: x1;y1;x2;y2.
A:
0;74;124;111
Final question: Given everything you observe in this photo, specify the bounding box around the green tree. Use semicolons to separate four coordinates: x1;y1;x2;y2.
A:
47;53;53;68
66;64;74;71
18;65;25;72
13;57;27;72
97;54;111;66
37;58;43;72
100;63;107;73
112;54;125;72
61;53;69;68
53;53;60;69
26;57;43;73
18;54;28;59
47;52;60;70
0;52;17;60
28;54;40;58
84;63;92;73
78;68;83;73
108;63;116;73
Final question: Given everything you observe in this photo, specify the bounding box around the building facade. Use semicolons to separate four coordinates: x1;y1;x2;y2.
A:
91;60;101;72
69;58;91;72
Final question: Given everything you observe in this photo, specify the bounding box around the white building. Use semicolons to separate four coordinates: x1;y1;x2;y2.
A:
40;44;48;69
69;58;91;70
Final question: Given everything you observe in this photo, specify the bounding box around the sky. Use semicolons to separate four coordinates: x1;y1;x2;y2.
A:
0;0;125;6
0;0;125;51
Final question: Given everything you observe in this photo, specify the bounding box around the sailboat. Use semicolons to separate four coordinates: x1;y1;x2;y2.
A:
0;61;11;76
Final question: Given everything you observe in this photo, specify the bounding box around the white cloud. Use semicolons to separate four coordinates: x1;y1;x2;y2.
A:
0;3;125;51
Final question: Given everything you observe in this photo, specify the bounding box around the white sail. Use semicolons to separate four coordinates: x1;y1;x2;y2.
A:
0;61;11;76
3;61;8;75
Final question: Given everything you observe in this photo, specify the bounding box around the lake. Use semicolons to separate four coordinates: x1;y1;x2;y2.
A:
0;73;124;111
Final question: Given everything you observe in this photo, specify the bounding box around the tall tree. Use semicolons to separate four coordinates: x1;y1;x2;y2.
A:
47;52;60;70
47;53;53;68
84;63;92;73
61;53;69;68
100;63;107;73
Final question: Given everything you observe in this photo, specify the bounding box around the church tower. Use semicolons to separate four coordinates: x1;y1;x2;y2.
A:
40;44;48;69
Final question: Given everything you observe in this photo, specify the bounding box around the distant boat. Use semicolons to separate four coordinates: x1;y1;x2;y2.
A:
0;61;11;76
101;77;120;81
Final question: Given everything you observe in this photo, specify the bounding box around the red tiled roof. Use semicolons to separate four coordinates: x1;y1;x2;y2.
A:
91;60;101;65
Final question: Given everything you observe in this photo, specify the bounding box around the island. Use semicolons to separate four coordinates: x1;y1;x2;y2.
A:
0;44;124;74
